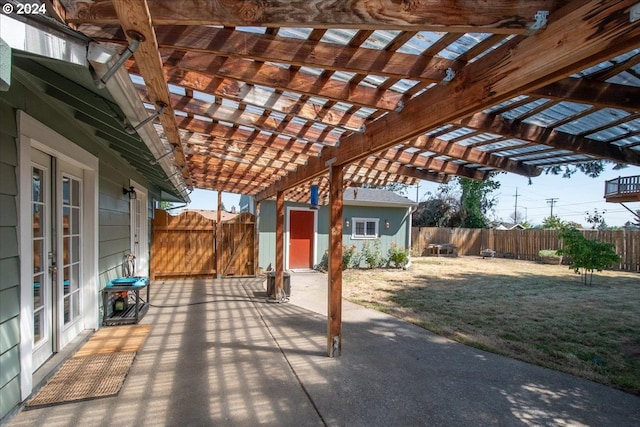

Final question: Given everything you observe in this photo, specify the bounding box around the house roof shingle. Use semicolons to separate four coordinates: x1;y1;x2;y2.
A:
343;188;417;207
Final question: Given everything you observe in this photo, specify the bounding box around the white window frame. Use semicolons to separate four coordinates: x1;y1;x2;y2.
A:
351;217;379;240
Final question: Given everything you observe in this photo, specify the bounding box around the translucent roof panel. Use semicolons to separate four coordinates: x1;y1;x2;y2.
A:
277;27;313;40
362;30;401;50
524;102;593;127
556;109;631;135
437;128;476;141
438;33;492;60
397;32;445;55
321;29;359;45
502;98;552;121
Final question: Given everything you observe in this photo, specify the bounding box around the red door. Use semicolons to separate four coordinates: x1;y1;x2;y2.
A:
289;210;314;269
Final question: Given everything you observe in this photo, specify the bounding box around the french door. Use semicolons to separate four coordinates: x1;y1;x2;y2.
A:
31;149;83;370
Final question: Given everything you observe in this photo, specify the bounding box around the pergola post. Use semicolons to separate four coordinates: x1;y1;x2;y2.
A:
327;164;343;357
274;190;285;300
216;190;222;279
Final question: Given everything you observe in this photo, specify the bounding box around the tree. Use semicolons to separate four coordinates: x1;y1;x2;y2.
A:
457;176;501;228
412;184;459;227
412;176;501;228
363;182;411;196
558;227;620;286
541;216;565;229
509;209;526;224
544;160;626;178
585;208;607;230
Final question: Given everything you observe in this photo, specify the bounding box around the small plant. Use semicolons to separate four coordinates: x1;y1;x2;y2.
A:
387;243;409;268
558;227;620;285
315;250;329;272
342;244;358;270
315;246;359;271
361;239;383;269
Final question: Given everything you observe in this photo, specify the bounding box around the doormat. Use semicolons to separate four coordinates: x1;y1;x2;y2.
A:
74;324;152;356
26;324;152;408
26;352;136;408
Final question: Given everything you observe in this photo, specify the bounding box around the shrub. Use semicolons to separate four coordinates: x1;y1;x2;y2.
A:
388;243;409;268
538;249;562;264
361;239;384;269
342;244;358;270
558;227;620;285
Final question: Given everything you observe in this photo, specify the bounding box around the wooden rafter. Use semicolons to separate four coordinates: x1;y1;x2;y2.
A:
531;78;640;111
406;135;542;177
136;85;343;145
256;0;640;200
459;112;640;165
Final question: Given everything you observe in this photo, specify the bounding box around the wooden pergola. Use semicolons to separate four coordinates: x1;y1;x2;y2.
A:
54;0;640;356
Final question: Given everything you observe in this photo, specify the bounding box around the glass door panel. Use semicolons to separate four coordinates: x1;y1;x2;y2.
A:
31;150;53;370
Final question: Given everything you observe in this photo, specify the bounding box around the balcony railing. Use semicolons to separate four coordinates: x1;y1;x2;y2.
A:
604;175;640;202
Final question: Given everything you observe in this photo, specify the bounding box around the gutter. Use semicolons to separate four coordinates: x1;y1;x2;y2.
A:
87;43;191;203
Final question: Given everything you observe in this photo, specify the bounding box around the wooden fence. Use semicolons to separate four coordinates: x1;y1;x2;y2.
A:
151;210;256;279
412;227;640;272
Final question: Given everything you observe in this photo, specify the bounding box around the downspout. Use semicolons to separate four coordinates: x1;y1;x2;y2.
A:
406;206;414;269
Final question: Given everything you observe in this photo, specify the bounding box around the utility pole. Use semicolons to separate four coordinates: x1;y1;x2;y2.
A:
546;198;558;218
513;188;519;222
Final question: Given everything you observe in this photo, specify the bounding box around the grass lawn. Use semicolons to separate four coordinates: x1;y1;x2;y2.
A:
342;256;640;395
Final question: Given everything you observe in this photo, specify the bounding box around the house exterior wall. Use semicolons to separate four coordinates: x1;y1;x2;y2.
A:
257;200;412;271
0;102;21;420
0;63;159;420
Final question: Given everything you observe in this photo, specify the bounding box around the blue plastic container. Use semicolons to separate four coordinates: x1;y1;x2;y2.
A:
107;277;148;288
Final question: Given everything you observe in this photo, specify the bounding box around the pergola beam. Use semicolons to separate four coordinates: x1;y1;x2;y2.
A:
63;0;561;33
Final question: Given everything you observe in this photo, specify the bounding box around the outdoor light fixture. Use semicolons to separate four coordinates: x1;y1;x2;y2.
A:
345;219;350;228
385;219;390;229
123;186;137;200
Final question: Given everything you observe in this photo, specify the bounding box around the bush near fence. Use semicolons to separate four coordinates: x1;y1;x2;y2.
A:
411;227;639;272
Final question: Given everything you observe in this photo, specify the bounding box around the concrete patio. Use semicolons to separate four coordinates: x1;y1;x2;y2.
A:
5;272;640;426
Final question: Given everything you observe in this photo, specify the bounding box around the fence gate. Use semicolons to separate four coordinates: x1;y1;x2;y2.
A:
151;210;256;279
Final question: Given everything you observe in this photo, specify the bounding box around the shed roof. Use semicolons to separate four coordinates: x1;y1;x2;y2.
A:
52;0;640;202
343;188;417;207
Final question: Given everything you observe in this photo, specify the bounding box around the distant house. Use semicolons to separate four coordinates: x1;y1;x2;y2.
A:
180;209;239;222
243;188;417;270
493;222;526;230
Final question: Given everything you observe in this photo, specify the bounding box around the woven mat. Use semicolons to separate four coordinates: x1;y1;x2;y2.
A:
74;324;152;356
27;325;152;408
27;352;136;408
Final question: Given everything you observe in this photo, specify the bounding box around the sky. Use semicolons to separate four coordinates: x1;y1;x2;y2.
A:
181;164;640;228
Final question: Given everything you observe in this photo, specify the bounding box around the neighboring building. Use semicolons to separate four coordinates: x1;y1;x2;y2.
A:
493;222;526;230
0;16;188;419
245;188;417;270
180;209;239;222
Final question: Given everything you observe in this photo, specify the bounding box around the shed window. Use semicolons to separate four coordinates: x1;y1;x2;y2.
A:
352;218;379;239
